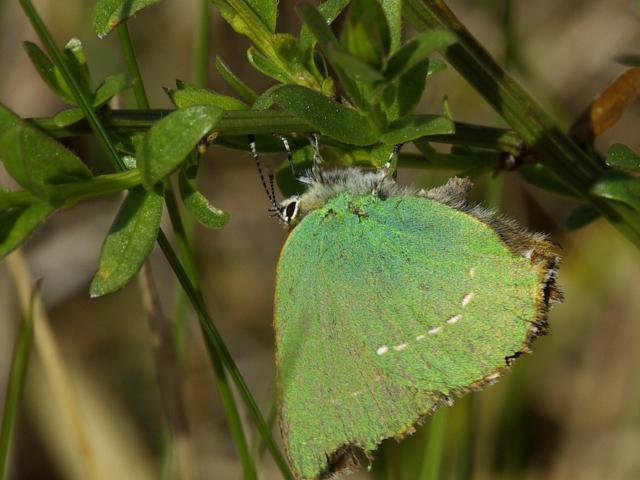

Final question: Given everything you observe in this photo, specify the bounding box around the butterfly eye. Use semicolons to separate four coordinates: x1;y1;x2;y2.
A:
284;200;299;222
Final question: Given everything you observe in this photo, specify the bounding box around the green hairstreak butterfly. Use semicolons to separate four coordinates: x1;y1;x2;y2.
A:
263;138;562;479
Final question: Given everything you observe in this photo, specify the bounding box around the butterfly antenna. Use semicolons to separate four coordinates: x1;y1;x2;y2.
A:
309;133;324;183
267;168;278;207
249;135;278;211
276;135;297;179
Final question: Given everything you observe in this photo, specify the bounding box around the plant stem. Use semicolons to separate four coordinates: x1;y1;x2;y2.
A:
19;2;290;477
18;0;125;171
192;0;211;88
419;407;448;480
117;24;150;109
0;288;34;480
402;0;640;248
31;111;524;154
156;231;294;479
117;20;257;480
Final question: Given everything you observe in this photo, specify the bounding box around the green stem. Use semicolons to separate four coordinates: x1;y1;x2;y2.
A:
18;0;125;171
31;111;523;154
117;24;150;109
0;288;35;480
402;0;640;248
117;20;257;480
18;2;290;477
156;231;294;479
0;170;141;210
419;408;448;480
192;0;211;88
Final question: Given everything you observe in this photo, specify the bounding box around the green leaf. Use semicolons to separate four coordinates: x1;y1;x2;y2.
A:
245;0;278;33
380;115;454;144
591;170;640;211
298;0;350;52
384;30;456;81
63;38;91;96
326;47;385;83
297;3;340;51
93;0;163;38
565;204;600;230
167;84;249;110
340;0;390;69
272;85;379;146
179;169;230;229
518;164;576;198
52;73;132;127
210;0;275;56
297;3;371;109
381;0;402;53
23;41;75;104
137;105;223;188
0;104;93;199
94;72;133;105
606;143;640;172
90;187;163;297
52;108;86;127
382;58;431;120
215;57;258;103
0;203;55;260
247;47;290;84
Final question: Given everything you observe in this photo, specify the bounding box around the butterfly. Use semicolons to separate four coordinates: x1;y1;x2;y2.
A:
255;136;562;479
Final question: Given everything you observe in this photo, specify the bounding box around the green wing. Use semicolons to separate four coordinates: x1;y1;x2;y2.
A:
274;192;547;479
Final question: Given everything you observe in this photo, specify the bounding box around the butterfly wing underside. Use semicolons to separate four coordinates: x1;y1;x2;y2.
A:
274;193;545;479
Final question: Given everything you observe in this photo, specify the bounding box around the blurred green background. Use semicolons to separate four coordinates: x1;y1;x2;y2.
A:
1;0;640;479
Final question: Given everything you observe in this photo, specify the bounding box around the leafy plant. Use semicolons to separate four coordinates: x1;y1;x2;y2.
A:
1;0;639;478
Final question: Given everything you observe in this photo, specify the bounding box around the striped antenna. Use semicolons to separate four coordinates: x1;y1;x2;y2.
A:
248;135;278;211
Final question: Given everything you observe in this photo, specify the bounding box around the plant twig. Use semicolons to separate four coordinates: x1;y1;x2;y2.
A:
402;0;640;248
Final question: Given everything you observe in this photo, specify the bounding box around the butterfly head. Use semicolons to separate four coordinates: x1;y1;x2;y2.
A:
271;195;301;225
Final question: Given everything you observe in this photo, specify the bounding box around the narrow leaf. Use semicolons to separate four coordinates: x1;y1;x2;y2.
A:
23;41;75;104
94;73;133;105
518;164;576;197
90;187;163;297
381;0;402;53
247;47;291;83
272;85;379;146
52;108;85;127
216;57;258;103
381;114;454;144
382;58;430;120
52;73;132;127
606;143;640;172
137;105;223;188
591;170;640;211
565;205;600;230
326;47;385;83
0;291;34;478
167;85;249;110
0;104;92;199
385;30;456;81
93;0;162;38
0;203;55;260
297;3;339;51
340;0;390;69
245;0;278;33
298;0;350;51
179;169;230;229
63;38;91;96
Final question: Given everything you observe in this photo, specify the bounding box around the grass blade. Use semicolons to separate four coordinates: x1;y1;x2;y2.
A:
0;284;35;480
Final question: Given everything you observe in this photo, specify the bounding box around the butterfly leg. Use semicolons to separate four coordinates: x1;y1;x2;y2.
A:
308;133;325;184
372;144;402;196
